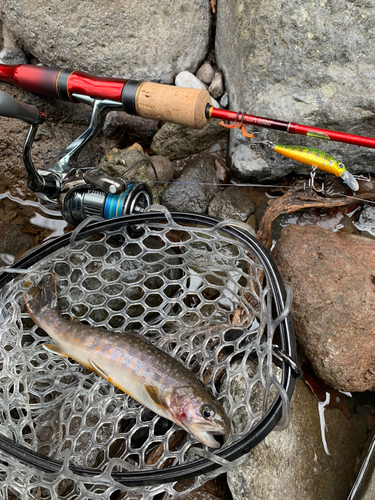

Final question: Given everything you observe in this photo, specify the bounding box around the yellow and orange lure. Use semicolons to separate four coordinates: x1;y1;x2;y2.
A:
219;120;359;191
271;145;359;191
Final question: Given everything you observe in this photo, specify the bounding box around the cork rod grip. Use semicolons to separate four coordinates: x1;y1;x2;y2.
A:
135;82;211;129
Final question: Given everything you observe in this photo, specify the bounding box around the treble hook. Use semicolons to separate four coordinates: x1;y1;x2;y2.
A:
309;167;325;193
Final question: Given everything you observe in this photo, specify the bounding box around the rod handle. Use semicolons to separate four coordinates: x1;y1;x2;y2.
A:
134;82;211;129
0;90;44;125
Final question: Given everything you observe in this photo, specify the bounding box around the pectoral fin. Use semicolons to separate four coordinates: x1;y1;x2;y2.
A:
43;343;70;357
145;385;168;410
88;359;110;380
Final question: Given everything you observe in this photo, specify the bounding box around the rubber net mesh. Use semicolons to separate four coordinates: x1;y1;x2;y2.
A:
0;211;289;499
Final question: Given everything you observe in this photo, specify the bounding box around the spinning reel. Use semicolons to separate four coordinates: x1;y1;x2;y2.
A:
0;90;152;225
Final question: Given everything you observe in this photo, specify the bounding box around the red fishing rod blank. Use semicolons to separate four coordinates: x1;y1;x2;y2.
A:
1;63;375;149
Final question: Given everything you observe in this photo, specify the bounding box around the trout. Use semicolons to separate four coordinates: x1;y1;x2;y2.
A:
23;273;230;448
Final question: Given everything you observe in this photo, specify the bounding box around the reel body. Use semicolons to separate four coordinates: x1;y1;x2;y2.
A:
0;90;153;225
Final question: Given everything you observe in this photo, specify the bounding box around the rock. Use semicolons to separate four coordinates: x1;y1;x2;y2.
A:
100;146;164;200
177;474;232;500
230;145;273;183
208;186;255;221
151;120;228;160
208;71;224;99
220;92;229;109
0;24;27;64
103;111;159;149
355;203;375;238
147;155;175;183
0;46;27;65
175;71;208;90
227;379;368;500
271;224;375;392
160;156;221;213
196;62;215;86
0;221;32;265
1;1;211;83
216;0;375;180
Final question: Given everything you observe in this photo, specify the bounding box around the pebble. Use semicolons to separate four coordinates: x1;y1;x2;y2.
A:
220;92;229;108
209;71;224;99
196;62;215;85
175;71;207;90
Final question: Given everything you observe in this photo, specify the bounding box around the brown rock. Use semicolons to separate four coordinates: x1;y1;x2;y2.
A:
272;224;375;392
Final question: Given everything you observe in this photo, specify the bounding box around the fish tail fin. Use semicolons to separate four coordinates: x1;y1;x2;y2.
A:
23;273;59;329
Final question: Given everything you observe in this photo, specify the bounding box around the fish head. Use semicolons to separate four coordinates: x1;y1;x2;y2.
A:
169;386;230;448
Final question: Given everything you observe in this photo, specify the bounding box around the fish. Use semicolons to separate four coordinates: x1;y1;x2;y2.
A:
23;273;230;448
272;144;359;191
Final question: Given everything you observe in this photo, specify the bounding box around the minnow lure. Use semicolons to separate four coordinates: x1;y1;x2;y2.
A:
271;144;359;191
23;273;230;448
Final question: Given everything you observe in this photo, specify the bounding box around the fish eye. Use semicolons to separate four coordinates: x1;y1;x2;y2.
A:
201;404;216;420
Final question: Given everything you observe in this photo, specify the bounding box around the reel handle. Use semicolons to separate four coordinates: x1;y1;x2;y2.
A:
0;90;44;125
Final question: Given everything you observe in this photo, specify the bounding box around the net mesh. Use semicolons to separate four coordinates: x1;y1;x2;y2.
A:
0;210;290;499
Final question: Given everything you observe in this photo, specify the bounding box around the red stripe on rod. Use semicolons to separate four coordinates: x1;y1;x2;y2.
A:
210;107;375;150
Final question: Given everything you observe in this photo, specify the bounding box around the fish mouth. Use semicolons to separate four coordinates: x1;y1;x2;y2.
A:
188;422;228;449
194;430;221;449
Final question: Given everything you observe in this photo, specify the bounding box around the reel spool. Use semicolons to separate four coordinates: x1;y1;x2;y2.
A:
0;210;297;499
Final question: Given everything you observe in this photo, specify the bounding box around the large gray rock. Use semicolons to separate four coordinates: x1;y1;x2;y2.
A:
216;0;375;181
227;379;367;500
1;0;211;83
160;156;221;213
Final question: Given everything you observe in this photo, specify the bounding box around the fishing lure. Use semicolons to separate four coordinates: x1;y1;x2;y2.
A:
270;144;359;191
219;119;359;191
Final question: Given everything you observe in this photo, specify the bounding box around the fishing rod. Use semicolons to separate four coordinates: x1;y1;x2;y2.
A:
1;63;375;149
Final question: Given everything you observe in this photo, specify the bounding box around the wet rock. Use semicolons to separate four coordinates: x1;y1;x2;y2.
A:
2;1;211;84
100;146;169;200
355;203;375;239
0;221;32;265
227;379;367;500
151;120;228;160
102;111;159;149
0;46;27;65
208;72;224;99
160;156;221;213
0;24;27;64
208;187;255;222
216;0;375;180
148;155;175;183
196;62;215;86
271;224;375;392
175;71;208;90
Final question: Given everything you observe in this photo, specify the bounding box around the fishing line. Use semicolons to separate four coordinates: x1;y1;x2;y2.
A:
125;178;375;205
